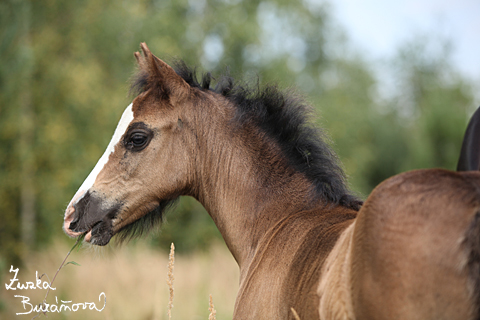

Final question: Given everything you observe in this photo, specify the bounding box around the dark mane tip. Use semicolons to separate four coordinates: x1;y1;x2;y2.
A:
129;69;149;97
170;60;213;91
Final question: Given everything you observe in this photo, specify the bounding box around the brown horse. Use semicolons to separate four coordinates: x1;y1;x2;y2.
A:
63;43;480;319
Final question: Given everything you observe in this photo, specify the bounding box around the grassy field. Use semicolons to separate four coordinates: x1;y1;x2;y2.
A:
1;240;239;320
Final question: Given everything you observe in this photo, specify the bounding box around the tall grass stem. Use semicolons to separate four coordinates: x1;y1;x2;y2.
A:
167;243;175;320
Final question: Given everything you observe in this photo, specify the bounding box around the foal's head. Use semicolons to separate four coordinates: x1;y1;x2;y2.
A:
64;43;199;245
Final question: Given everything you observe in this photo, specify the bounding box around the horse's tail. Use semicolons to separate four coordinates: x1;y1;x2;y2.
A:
464;209;480;320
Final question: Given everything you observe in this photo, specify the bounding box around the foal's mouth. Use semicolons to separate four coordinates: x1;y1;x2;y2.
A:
63;191;119;246
65;215;116;246
62;220;97;244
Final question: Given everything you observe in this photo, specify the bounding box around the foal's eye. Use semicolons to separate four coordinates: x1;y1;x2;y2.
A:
132;133;147;146
126;132;150;151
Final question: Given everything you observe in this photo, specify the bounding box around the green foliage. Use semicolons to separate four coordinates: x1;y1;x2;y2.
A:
0;0;476;263
389;36;474;171
313;37;474;196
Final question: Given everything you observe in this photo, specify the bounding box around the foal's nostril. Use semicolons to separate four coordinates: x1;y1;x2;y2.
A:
69;218;79;231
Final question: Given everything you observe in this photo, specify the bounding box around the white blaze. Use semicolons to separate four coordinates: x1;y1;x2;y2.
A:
68;103;134;207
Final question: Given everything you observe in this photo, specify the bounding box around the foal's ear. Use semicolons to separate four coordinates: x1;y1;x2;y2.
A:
457;106;480;171
134;42;189;103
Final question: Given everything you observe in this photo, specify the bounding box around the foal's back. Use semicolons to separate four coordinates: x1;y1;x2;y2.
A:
351;169;480;320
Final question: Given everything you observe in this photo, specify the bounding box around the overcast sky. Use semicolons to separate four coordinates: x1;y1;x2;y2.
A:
330;0;480;83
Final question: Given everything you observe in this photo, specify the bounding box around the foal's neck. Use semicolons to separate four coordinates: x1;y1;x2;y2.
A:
190;108;321;270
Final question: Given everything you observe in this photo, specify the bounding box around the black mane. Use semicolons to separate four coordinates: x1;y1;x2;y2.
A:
131;61;362;211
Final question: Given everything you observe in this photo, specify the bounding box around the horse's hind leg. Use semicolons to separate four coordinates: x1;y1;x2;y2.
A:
350;170;479;320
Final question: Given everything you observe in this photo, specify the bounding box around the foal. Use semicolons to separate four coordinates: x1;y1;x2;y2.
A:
63;43;480;319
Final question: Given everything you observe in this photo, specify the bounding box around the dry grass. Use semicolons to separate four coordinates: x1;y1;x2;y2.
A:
0;239;238;320
208;294;217;320
291;307;301;320
167;243;175;320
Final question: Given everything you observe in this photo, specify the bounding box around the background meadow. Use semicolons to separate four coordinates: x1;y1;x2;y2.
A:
1;240;238;319
1;0;479;319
